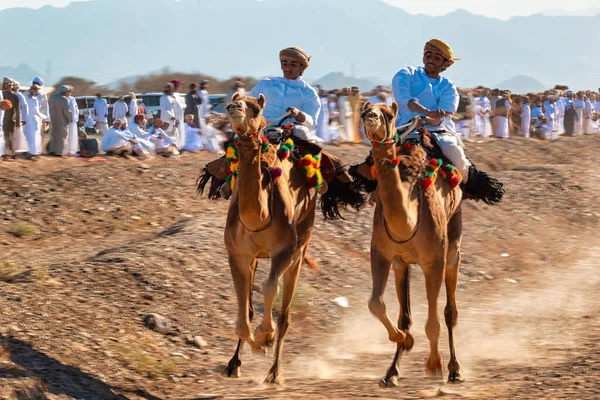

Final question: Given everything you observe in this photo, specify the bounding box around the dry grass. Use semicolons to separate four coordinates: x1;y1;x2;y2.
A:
7;222;35;238
111;342;179;378
0;260;24;283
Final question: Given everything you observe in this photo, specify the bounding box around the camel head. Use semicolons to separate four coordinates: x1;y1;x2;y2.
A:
361;102;399;143
226;93;267;138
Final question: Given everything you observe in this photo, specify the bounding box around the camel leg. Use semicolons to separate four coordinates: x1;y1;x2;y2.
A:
255;247;296;351
423;260;445;377
223;258;257;378
445;210;465;383
228;253;263;354
368;250;406;344
379;260;415;388
264;247;304;385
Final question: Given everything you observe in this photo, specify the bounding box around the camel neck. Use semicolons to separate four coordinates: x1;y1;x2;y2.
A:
371;145;417;241
236;138;270;231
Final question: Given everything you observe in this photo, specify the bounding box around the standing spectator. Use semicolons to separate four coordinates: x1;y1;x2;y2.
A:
563;91;577;136
93;93;109;134
476;88;492;138
521;96;531;138
170;80;186;148
12;81;30;154
24;85;48;160
48;85;73;157
226;78;246;105
112;95;128;121
32;77;50;125
184;83;202;123
159;83;177;135
2;77;21;160
0;89;4;158
336;87;354;142
543;96;557;140
493;90;511;138
573;91;585;136
66;87;79;156
584;94;595;134
127;93;138;126
348;86;363;143
316;87;331;143
197;80;210;119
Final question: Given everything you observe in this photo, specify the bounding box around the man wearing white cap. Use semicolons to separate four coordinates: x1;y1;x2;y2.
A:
112;95;128;122
49;85;73;156
197;80;210;120
24;85;48;159
127;93;138;127
160;83;177;136
248;46;322;143
66;87;79;156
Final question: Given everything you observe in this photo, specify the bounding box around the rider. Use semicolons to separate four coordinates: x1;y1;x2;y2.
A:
392;39;503;203
248;46;323;143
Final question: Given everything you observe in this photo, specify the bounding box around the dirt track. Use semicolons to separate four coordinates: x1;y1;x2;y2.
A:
0;135;599;399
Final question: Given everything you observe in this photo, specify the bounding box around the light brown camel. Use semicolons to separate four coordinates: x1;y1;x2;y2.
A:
361;102;465;387
220;93;318;385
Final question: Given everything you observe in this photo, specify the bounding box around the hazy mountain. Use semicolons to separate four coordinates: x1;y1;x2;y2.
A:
542;7;600;16
494;75;546;94
0;64;41;86
312;72;382;92
1;0;598;93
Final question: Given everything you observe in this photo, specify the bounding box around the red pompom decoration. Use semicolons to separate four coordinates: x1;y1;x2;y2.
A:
390;158;400;167
269;168;283;180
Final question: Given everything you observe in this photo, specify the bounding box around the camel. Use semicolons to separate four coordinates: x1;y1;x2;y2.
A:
361;102;465;387
217;93;319;384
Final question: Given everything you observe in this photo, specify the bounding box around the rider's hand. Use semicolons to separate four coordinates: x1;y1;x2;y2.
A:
286;107;300;119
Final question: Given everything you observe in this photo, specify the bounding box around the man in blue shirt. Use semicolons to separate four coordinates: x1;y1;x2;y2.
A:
392;39;503;204
249;46;323;143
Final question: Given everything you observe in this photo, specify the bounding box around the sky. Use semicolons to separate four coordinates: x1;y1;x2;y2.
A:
0;0;598;20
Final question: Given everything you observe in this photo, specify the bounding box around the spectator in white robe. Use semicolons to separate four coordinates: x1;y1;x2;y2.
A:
531;99;550;139
127;93;138;126
93;93;109;134
32;77;50;124
226;78;246;105
182;114;203;152
197;80;210;119
101;120;132;155
493;91;511;138
66;88;80;156
112;96;128;122
551;96;560;133
594;94;600;132
12;81;29;154
476;90;492;138
521;96;531;138
200;114;225;154
129;114;156;157
148;120;179;157
118;120;151;159
584;95;596;134
543;97;557;140
170;80;186;148
316;90;331;143
573;92;585;136
336;88;354;142
24;85;48;159
159;83;178;136
248;46;323;143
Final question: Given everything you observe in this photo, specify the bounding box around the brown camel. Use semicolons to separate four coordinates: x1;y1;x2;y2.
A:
219;93;318;385
361;102;465;387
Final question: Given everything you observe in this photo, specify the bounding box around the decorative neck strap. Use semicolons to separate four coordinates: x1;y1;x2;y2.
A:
371;132;399;148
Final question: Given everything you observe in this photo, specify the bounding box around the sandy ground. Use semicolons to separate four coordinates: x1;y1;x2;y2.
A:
0;134;599;399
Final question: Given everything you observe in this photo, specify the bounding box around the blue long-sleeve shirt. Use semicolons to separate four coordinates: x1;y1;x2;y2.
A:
392;66;459;130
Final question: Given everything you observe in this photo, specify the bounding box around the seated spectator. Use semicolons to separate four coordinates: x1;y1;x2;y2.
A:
148;119;180;157
101;120;132;156
182;114;203;152
129;114;157;157
119;120;152;159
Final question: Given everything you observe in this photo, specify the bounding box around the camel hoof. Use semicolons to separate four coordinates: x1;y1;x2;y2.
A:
426;355;444;377
221;360;242;378
378;376;399;388
388;329;406;344
264;368;284;385
402;332;414;351
255;325;277;349
448;370;465;384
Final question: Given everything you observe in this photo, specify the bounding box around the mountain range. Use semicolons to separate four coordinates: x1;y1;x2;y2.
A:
0;0;598;92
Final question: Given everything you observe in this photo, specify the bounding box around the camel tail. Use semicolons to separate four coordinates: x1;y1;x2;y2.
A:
348;163;378;194
196;167;225;200
303;256;319;270
319;177;366;221
462;168;505;205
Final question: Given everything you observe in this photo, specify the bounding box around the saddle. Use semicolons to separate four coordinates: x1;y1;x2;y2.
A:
349;121;504;205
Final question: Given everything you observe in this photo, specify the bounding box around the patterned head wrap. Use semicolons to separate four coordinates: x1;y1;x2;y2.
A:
424;39;460;68
279;46;311;67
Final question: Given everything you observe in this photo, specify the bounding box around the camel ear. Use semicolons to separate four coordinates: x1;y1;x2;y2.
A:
231;93;241;103
257;93;266;109
362;101;372;113
391;102;398;118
